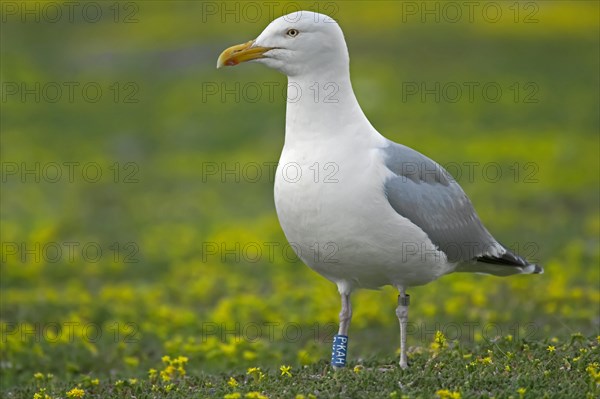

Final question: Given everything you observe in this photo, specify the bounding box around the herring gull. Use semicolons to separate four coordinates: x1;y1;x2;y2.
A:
217;11;542;369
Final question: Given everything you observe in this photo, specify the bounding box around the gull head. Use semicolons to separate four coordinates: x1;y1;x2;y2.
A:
217;11;349;78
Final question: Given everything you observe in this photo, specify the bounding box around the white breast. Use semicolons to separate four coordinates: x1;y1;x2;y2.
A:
274;133;454;290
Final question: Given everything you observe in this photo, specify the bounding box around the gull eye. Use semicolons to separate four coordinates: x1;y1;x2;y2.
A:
286;28;299;38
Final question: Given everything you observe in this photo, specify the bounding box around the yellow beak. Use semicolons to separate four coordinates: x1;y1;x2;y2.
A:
216;40;272;69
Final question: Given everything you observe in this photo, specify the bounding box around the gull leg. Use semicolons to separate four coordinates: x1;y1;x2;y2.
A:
331;292;352;368
338;292;352;336
396;288;410;369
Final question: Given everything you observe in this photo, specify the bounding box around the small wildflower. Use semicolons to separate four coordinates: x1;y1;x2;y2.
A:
295;395;306;399
517;387;526;398
164;383;175;393
353;365;364;374
224;394;242;399
245;392;268;399
33;388;52;399
505;334;513;342
435;389;461;399
148;368;157;380
247;367;265;382
34;372;45;381
547;345;556;353
586;363;600;384
479;356;493;365
504;365;511;372
431;331;447;352
115;380;125;388
228;377;238;387
90;379;99;386
124;356;139;368
128;378;138;385
66;388;85;398
280;365;292;377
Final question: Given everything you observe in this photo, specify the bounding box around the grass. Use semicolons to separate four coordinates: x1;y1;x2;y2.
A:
12;334;600;398
1;1;599;398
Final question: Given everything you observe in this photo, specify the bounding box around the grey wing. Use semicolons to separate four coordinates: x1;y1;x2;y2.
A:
382;141;502;263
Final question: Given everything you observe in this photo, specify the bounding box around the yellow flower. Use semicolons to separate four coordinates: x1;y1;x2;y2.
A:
66;388;85;398
245;392;268;399
243;350;257;361
517;387;526;397
33;372;45;380
478;356;492;365
128;378;138;385
164;383;175;393
90;379;99;386
435;389;461;399
148;368;157;380
247;367;265;382
280;365;292;377
224;394;242;399
431;331;447;352
228;377;238;387
547;345;556;353
586;363;600;384
353;365;364;374
504;365;511;372
33;388;52;399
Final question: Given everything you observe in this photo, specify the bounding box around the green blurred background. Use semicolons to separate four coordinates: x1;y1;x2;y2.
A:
1;0;598;391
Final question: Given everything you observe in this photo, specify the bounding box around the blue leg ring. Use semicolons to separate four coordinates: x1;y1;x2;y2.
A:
331;334;348;367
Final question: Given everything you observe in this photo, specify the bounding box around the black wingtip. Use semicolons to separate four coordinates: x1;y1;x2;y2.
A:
476;248;543;275
532;263;544;274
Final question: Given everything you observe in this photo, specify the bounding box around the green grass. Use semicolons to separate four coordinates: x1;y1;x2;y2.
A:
11;335;600;398
1;1;599;398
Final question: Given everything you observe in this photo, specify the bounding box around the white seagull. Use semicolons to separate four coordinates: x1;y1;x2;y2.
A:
217;11;542;369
